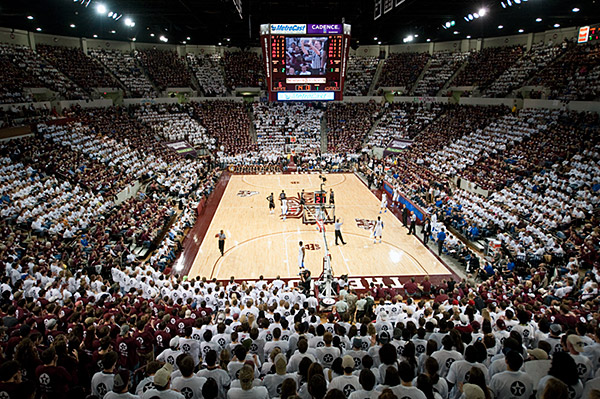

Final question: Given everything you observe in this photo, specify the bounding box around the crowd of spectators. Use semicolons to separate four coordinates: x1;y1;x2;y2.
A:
529;41;600;101
134;104;213;148
326;102;381;153
36;45;121;91
223;51;264;89
89;49;157;98
137;49;192;91
0;44;88;101
451;46;524;89
191;101;256;156
485;43;564;98
377;52;430;90
0;46;39;103
366;103;445;148
252;102;323;156
0;104;54;128
345;56;379;96
413;52;469;97
425;109;543;190
187;54;228;97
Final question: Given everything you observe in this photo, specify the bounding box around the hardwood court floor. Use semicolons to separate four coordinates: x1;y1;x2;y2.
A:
188;173;453;281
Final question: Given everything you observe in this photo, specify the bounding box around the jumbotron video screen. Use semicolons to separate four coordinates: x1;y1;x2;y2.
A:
260;24;351;101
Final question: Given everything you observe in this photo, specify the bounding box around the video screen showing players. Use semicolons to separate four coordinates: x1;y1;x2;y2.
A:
285;37;328;76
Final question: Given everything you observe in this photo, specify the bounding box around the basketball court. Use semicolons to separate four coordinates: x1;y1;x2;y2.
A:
186;173;455;289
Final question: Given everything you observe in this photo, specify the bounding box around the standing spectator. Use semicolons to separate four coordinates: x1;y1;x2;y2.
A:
141;363;184;399
437;229;447;256
91;351;118;399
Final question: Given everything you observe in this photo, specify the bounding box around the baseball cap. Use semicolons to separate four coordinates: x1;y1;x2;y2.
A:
153;363;173;388
169;337;179;349
567;335;584;352
463;383;485;399
119;324;130;336
352;338;362;348
549;324;562;334
275;354;287;375
113;370;130;391
527;348;549;360
342;355;354;369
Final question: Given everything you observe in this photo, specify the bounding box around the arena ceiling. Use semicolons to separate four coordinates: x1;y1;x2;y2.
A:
0;0;598;47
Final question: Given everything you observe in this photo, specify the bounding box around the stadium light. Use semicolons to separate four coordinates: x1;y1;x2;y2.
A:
373;36;378;40
498;25;504;29
473;13;480;18
554;23;560;28
187;37;191;40
378;41;382;45
124;18;135;27
93;34;98;38
518;29;524;33
403;35;413;43
132;38;136;41
70;24;76;28
27;16;34;20
536;18;542;22
479;8;487;16
160;35;168;42
572;7;580;12
110;30;116;34
96;4;106;14
468;14;474;20
501;2;506;8
426;38;431;42
108;11;113;17
466;35;472;39
36;27;42;31
150;33;155;37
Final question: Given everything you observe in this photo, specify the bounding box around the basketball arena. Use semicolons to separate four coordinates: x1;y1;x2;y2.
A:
0;1;599;399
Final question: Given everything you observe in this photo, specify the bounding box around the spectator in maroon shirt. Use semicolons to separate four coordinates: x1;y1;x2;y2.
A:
116;325;140;370
35;347;72;399
404;278;419;297
434;290;449;304
420;276;432;298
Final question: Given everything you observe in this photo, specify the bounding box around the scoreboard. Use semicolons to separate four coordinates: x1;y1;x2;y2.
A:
578;25;600;43
260;23;351;101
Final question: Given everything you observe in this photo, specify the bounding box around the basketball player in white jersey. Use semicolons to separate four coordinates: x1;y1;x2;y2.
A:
392;184;400;208
298;241;305;269
281;198;288;221
372;216;384;244
380;192;388;214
